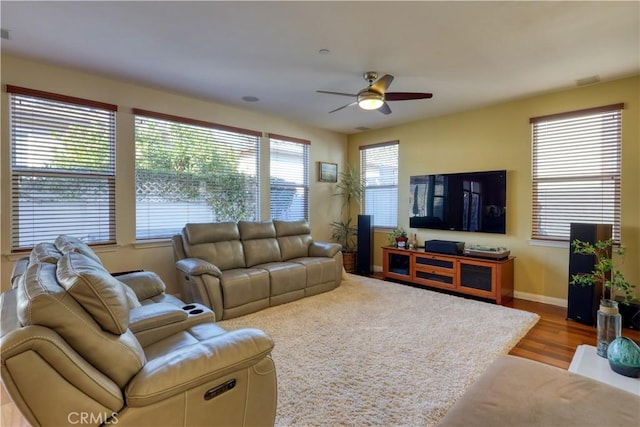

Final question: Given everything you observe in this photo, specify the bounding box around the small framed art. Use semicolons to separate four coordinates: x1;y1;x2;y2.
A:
318;162;338;182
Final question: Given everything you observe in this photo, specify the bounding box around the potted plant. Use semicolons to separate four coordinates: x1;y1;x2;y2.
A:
387;227;408;248
570;238;636;357
331;165;364;273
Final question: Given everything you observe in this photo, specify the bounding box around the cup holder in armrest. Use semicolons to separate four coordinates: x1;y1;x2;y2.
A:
181;303;214;320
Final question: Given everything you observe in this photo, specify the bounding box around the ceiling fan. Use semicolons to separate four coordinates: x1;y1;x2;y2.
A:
317;71;433;115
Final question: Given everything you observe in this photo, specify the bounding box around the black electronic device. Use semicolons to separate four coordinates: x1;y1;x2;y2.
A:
567;223;612;326
424;239;464;255
618;299;640;330
409;170;506;234
356;214;373;276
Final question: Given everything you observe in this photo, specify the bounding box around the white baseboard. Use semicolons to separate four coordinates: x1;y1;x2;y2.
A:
373;264;383;273
514;291;567;308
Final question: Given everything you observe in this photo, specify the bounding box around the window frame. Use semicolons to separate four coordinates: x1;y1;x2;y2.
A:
133;108;262;240
268;133;310;221
359;140;399;228
8;85;117;251
530;103;623;243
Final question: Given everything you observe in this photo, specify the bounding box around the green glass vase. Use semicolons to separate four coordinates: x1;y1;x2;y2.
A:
607;336;640;378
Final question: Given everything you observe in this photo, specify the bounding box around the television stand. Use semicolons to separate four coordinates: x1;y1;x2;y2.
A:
382;246;514;305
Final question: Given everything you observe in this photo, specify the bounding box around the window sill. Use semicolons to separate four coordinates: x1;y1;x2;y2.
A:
528;239;569;249
133;239;172;249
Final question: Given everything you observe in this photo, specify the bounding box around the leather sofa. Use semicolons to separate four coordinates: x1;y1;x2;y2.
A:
437;355;639;426
1;237;277;426
172;220;343;320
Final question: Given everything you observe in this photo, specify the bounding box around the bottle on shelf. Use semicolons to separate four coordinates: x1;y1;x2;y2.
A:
409;233;418;250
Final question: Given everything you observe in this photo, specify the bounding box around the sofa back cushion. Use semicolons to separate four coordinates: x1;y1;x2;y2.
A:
54;235;103;265
274;220;313;261
239;221;282;267
56;252;130;334
16;259;146;388
182;222;245;271
29;242;63;264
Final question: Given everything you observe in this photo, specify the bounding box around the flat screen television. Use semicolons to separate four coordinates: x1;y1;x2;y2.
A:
409;170;507;234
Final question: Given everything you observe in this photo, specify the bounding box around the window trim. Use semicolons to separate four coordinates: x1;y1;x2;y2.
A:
8;86;117;250
268;133;310;221
133;108;262;240
530;103;623;243
359;140;399;228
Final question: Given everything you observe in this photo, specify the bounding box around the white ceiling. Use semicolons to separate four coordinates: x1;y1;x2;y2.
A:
1;1;638;134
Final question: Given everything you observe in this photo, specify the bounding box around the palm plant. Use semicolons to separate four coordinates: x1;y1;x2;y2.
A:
331;165;365;252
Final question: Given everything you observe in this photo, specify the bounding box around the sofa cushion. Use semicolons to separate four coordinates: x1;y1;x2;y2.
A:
183;223;246;270
274;219;311;236
257;262;306;297
29;242;62;264
54;234;103;265
290;257;336;287
56;252;130;335
273;220;314;260
437;355;640;427
16;260;146;388
184;222;239;245
239;221;282;267
220;268;270;309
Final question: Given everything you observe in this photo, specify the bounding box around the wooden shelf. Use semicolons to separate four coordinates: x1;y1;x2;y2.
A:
382;246;514;305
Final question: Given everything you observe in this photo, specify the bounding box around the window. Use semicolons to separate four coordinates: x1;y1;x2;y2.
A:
531;104;623;242
134;109;261;240
269;134;309;221
8;86;117;250
360;141;399;227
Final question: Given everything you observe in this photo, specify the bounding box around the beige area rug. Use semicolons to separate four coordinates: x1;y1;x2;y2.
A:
220;274;539;426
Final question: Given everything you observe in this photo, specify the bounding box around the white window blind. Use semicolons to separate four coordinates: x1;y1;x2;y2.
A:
531;103;623;242
134;109;261;239
8;85;117;250
269;134;309;221
360;141;399;228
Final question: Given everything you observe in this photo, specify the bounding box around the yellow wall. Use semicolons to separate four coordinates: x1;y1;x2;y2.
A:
0;54;347;294
348;76;639;304
2;53;637;305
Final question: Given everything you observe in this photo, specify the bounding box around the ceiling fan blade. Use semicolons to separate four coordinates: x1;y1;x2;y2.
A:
328;102;357;113
370;74;394;94
385;92;433;101
378;102;392;115
317;90;357;97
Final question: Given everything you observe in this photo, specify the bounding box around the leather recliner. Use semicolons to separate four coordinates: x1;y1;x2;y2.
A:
1;240;277;426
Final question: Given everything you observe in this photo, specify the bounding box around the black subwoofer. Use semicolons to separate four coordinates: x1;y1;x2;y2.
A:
356;215;373;276
567;223;612;326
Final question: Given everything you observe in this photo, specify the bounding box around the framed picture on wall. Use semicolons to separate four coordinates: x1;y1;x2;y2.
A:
318;162;338;182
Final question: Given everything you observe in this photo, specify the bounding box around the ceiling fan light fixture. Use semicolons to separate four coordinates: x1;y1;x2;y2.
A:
357;91;384;110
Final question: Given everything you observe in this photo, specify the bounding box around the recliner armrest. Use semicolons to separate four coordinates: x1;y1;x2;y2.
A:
125;328;274;407
309;241;341;258
129;303;188;333
176;258;223;278
116;271;166;301
129;303;216;346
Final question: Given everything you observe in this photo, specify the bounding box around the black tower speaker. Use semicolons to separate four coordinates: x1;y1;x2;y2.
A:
567;223;612;325
356;215;373;276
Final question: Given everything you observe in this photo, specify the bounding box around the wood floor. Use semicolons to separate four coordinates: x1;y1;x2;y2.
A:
507;298;640;369
2;297;639;426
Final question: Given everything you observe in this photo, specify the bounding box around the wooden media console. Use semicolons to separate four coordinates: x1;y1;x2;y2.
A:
382;246;514;305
